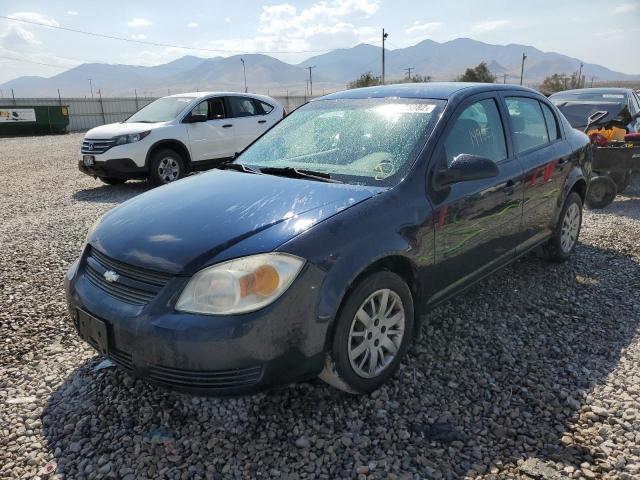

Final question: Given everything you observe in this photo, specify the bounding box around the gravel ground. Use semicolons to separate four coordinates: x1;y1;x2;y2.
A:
1;133;639;480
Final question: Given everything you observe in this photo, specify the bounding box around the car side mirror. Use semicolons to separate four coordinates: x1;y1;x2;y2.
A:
436;154;499;187
185;113;207;123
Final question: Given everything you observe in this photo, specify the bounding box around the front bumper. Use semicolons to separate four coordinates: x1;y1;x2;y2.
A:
78;158;147;180
64;248;328;396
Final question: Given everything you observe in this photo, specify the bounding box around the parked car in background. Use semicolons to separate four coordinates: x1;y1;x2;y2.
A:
78;92;285;185
550;88;640;207
66;83;590;395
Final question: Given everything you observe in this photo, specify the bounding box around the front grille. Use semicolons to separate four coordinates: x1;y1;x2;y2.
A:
84;247;172;305
147;364;263;390
81;138;115;154
109;348;133;370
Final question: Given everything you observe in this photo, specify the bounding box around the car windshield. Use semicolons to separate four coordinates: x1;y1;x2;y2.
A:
235;98;444;187
126;97;194;123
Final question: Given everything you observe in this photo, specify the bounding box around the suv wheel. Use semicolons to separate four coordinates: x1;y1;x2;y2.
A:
541;192;583;262
99;177;126;185
149;148;184;186
319;271;414;394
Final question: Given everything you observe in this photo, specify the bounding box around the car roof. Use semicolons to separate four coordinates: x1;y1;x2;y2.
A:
550;87;633;97
164;92;276;102
317;82;540;101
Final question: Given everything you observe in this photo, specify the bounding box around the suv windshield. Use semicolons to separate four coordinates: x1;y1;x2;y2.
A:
126;97;194;123
236;98;444;187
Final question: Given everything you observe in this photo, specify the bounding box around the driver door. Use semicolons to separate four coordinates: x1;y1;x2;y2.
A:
427;94;525;300
185;98;236;163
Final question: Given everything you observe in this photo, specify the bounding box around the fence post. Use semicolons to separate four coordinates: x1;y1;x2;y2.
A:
134;89;139;111
57;89;62;106
12;88;16;106
98;90;106;125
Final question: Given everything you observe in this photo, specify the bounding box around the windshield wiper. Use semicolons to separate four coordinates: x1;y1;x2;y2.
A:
215;161;259;174
259;166;342;183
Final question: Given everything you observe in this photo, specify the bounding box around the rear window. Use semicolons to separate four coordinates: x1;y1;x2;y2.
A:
550;91;628;102
259;101;274;114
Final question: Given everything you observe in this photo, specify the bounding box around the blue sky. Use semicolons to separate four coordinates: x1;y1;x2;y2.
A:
0;0;638;83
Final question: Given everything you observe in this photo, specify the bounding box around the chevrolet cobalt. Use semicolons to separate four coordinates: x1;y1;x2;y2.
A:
65;83;590;395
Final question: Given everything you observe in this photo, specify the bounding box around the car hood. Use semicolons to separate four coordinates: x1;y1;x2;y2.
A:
89;170;381;274
85;121;166;139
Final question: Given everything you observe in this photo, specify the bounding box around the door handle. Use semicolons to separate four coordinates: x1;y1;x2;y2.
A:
222;124;233;128
258;119;267;124
503;180;515;196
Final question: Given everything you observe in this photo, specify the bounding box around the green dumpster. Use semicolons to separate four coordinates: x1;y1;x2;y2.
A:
0;105;70;135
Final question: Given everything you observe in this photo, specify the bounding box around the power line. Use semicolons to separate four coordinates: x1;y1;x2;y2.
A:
0;15;331;55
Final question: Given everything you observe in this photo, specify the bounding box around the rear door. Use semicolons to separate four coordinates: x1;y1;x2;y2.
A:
226;96;271;153
503;95;570;248
185;97;235;162
428;93;525;298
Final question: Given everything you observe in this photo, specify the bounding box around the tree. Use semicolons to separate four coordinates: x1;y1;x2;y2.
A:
347;72;382;89
540;72;582;95
398;74;432;84
456;62;496;83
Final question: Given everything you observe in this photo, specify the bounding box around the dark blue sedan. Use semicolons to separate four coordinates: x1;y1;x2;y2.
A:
65;83;591;395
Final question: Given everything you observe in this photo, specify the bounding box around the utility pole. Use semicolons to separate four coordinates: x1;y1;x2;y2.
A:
590;76;596;88
88;78;94;99
404;67;414;81
382;28;389;84
520;53;527;86
240;58;247;93
503;73;507;84
578;62;584;88
306;66;316;97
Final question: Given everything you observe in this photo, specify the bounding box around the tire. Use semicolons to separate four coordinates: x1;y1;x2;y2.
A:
319;271;414;394
98;177;126;185
149;148;185;186
585;175;617;209
610;171;631;194
541;192;583;262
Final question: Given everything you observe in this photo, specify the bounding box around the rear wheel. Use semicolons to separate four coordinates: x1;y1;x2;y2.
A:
319;271;414;394
585;175;617;209
541;192;583;262
98;177;126;185
149;148;185;186
610;171;631;194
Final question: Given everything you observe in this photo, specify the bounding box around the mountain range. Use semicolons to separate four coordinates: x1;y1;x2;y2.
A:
2;38;638;97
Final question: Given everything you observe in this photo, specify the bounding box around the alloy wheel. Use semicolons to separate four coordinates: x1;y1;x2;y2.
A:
157;157;180;183
348;288;405;378
560;202;580;253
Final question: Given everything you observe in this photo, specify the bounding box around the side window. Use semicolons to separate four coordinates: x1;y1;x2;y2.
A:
506;97;550;154
443;98;507;166
540;103;559;141
259;101;274;114
208;98;225;119
191;100;208;117
228;96;259;117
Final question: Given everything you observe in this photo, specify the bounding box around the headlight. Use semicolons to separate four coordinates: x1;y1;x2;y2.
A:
113;130;151;146
176;253;305;315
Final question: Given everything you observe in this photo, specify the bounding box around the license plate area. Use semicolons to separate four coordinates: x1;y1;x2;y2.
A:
83;155;95;166
77;310;108;354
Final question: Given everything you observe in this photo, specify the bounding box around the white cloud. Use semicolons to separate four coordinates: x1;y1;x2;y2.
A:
613;3;637;14
471;19;510;32
127;18;152;28
187;22;199;28
225;17;231;23
131;34;147;40
405;21;442;34
8;12;59;27
66;10;79;16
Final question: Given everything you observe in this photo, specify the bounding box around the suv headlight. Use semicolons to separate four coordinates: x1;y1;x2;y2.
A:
113;130;151;146
176;253;305;315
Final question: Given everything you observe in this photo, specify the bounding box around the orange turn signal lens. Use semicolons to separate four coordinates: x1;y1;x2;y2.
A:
239;265;280;298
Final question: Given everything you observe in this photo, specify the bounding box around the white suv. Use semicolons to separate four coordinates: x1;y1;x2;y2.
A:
79;92;285;185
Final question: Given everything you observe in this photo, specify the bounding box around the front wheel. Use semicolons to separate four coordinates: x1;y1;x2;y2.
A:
585;175;617;209
319;271;414;394
541;192;583;262
149;148;185;186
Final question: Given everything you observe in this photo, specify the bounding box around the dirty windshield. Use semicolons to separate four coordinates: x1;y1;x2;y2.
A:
126;97;194;123
236;98;444;187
